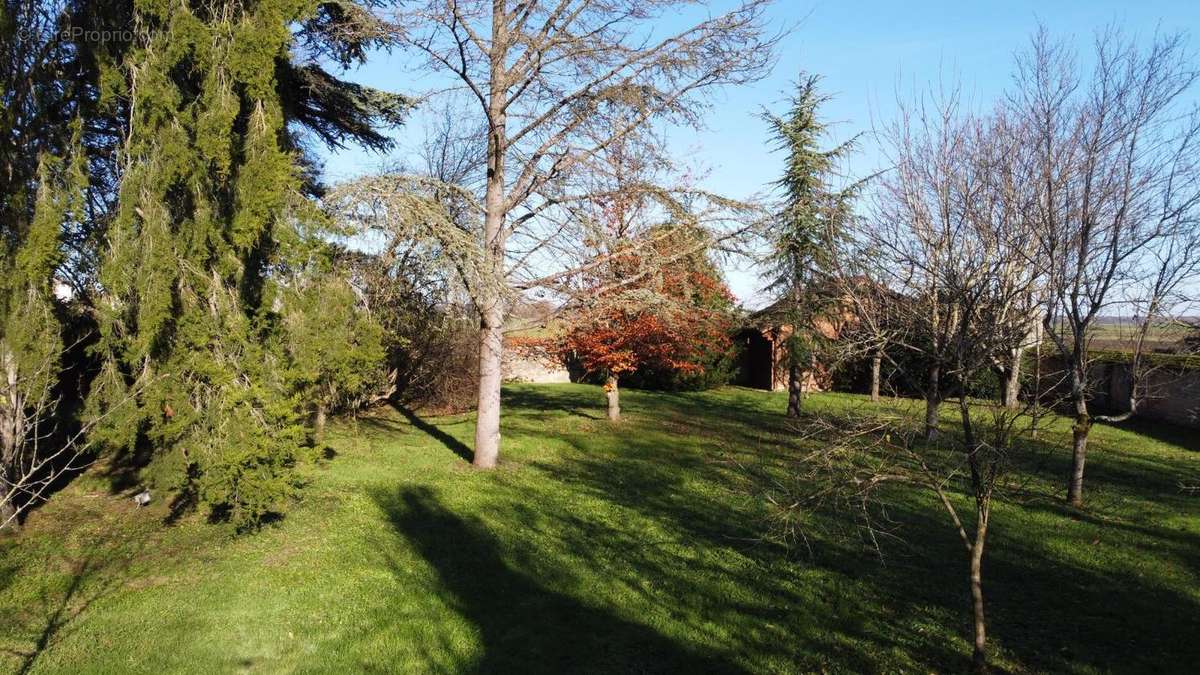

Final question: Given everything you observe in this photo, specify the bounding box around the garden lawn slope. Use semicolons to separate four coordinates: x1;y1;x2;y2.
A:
0;384;1197;673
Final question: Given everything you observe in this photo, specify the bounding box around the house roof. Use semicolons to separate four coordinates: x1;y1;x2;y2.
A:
745;276;880;327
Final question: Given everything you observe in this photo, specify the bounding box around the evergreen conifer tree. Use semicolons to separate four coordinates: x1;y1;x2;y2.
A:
761;74;860;417
86;0;408;528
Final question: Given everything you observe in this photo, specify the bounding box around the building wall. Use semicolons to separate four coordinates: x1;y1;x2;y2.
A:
1090;362;1200;428
735;326;830;393
1036;357;1200;429
502;353;571;384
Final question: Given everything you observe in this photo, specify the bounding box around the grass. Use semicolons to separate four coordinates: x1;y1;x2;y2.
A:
0;384;1197;673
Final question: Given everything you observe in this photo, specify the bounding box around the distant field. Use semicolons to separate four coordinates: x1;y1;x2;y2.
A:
1087;322;1190;352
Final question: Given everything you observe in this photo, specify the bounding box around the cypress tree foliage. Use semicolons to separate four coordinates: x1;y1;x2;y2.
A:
85;0;408;529
761;74;861;417
281;269;385;442
0;124;88;527
1;0;134;527
2;0;138;297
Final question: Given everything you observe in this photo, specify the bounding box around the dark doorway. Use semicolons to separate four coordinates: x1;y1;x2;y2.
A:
734;328;773;390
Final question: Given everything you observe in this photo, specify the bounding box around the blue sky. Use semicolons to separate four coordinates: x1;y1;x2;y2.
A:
317;0;1200;307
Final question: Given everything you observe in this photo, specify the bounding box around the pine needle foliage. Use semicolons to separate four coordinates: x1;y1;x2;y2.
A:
761;74;861;385
762;74;859;301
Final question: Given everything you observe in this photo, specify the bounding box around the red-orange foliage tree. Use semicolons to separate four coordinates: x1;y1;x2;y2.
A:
503;131;743;421
550;241;736;421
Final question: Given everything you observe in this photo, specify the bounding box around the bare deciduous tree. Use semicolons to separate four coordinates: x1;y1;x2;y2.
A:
768;117;1044;669
1011;27;1200;506
1;339;138;530
383;0;779;467
761;401;1029;673
858;86;980;440
1090;228;1200;423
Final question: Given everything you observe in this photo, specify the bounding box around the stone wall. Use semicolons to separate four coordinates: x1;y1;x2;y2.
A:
1036;357;1200;429
1088;362;1200;428
502;353;571;384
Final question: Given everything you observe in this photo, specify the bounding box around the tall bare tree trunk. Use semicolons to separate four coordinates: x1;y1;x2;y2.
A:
924;363;941;440
605;375;620;421
969;506;990;674
1031;338;1042;439
474;303;504;469
473;4;509;470
870;351;882;403
314;402;328;441
1067;399;1090;507
1;346;21;530
0;483;16;531
786;364;803;417
1002;347;1023;409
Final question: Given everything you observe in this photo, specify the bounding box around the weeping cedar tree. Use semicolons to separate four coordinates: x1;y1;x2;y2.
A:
84;0;409;529
519;129;737;421
760;74;861;417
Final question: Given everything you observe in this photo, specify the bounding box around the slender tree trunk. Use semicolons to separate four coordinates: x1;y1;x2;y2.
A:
473;5;509;470
474;304;504;468
1;346;22;530
959;384;990;673
924;363;941;440
1067;399;1090;507
870;351;882;403
0;483;16;531
969;506;990;674
786;364;803;417
1031;338;1042;439
605;375;620;421
314;401;328;441
1064;363;1090;506
1067;422;1089;506
1003;347;1023;410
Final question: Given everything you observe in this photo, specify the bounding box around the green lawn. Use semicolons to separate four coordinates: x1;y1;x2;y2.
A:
0;384;1197;673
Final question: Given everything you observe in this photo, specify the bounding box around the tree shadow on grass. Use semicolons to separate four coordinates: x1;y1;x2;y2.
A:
526;439;969;671
10;557;97;675
524;401;1200;673
370;485;749;674
832;494;1200;673
501;385;791;453
501;386;602;421
390;404;473;463
1;538;138;675
354;385;1199;671
352;405;474;463
1116;416;1200;454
